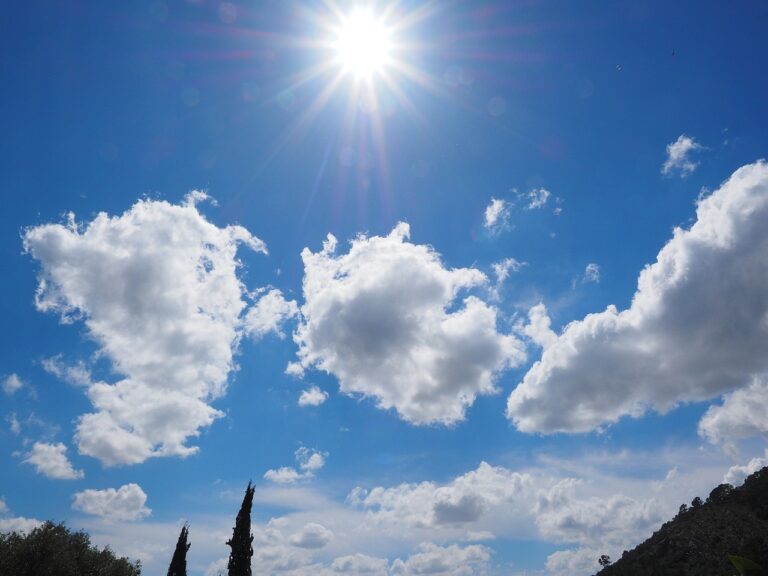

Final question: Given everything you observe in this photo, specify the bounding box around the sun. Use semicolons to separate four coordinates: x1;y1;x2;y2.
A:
333;8;392;78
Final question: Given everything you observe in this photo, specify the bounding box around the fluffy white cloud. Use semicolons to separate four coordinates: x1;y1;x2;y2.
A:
22;442;84;480
483;198;510;233
662;134;703;176
292;223;525;425
298;386;329;407
243;288;299;340
391;543;491;576
349;462;532;529
329;554;388;574
508;162;768;434
534;479;664;547
265;447;328;484
523;303;558;349
699;377;768;444
2;374;23;395
0;497;43;534
72;483;151;521
723;450;768;486
583;263;600;283
289;522;334;549
24;194;268;466
264;467;304;485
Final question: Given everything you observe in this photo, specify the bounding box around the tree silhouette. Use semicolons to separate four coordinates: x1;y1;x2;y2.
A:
0;521;140;576
599;554;612;567
227;482;255;576
166;524;190;576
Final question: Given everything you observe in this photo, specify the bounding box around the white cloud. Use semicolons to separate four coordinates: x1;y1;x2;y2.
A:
583;263;600;283
243;288;299;340
0;497;43;534
298;386;329;407
290;522;334;549
330;554;388;574
699;377;768;444
7;413;21;435
72;483;151;522
23;442;84;480
42;356;93;387
723;449;768;486
507;161;768;435
662;134;703;176
24;195;268;466
0;517;42;534
293;223;525;425
523;303;558;350
349;462;532;529
297;446;327;472
464;531;495;542
492;258;524;286
265;447;328;484
483;198;511;233
526;188;551;210
2;374;23;395
391;543;492;576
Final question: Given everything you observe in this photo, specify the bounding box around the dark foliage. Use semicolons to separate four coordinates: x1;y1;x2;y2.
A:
596;467;768;576
227;481;255;576
0;521;141;576
167;524;190;576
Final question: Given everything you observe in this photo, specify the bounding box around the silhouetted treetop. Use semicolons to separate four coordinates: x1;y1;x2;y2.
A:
227;481;255;576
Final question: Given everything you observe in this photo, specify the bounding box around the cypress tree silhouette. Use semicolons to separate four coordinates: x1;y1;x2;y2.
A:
167;523;190;576
226;482;255;576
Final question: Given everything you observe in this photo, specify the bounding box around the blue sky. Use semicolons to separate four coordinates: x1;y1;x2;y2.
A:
2;1;768;574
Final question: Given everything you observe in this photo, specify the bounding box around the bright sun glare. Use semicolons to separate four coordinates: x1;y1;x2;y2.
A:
334;8;392;77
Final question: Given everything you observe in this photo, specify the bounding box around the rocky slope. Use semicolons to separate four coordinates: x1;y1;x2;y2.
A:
596;467;768;575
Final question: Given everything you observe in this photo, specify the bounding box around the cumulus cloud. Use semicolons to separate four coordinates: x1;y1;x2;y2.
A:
72;483;151;522
391;543;491;576
24;194;269;466
0;499;42;534
243;288;299;340
507;162;768;435
298;386;329;407
483;198;511;233
2;374;23;395
349;462;532;529
330;554;388;574
22;442;84;480
699;377;768;444
265;447;327;484
723;450;768;486
292;223;525;425
289;522;334;549
662;134;703;176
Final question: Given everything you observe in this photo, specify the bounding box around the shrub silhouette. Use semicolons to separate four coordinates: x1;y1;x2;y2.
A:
0;521;140;576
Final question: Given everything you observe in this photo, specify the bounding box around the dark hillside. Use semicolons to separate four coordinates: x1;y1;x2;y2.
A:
597;467;768;575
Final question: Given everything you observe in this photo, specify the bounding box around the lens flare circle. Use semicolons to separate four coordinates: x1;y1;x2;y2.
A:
334;8;392;78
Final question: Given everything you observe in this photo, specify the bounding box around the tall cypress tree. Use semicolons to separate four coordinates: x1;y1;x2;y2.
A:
226;482;255;576
167;524;190;576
